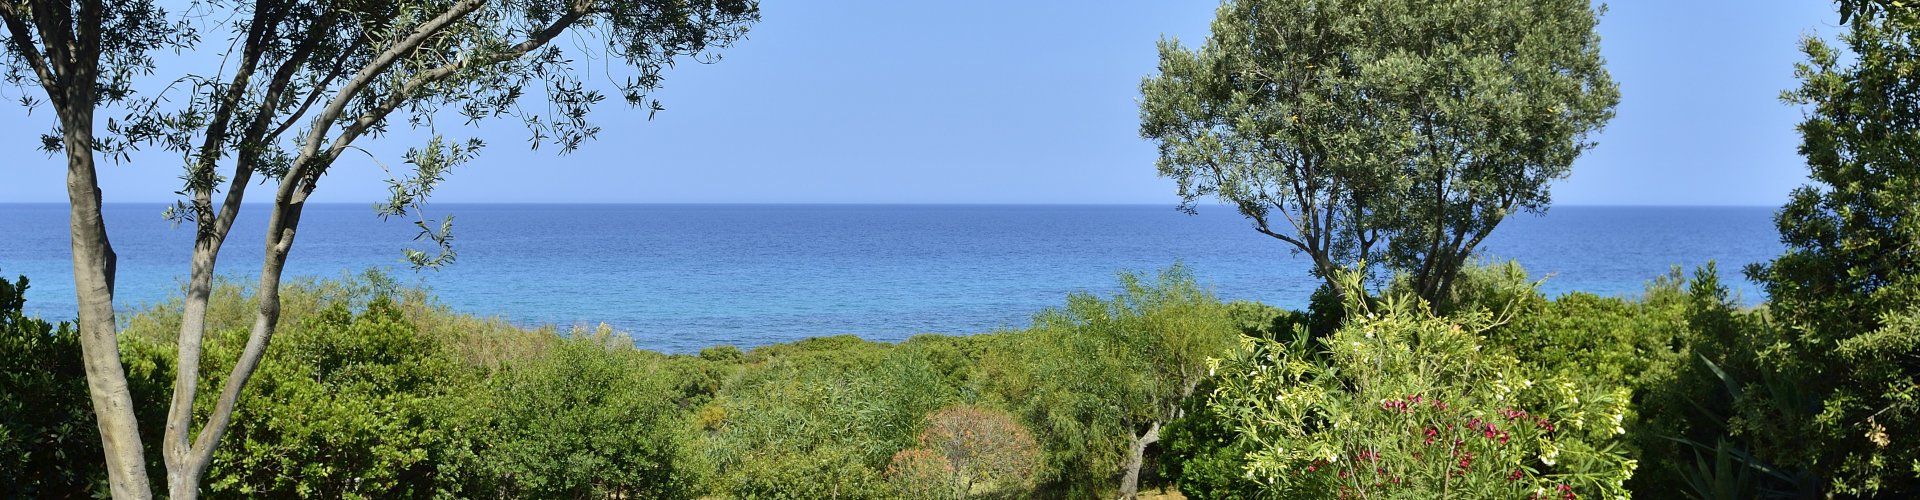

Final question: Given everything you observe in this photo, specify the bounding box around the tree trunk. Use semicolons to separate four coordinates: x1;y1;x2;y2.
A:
1118;421;1162;500
62;111;155;499
162;242;218;498
163;218;240;497
167;193;308;499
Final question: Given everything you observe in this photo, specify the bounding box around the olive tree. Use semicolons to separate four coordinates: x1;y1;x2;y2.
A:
4;0;758;497
1140;0;1618;305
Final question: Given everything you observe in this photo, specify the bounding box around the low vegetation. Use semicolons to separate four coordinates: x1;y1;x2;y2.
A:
9;248;1910;498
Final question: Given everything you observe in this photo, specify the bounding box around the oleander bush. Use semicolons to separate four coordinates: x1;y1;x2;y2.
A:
1206;273;1638;499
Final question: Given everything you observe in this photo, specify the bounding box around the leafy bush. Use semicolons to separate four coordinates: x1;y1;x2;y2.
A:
982;266;1240;496
886;405;1041;498
478;332;697;498
203;297;484;498
696;335;969;497
0;274;106;498
1737;4;1920;495
1157;380;1262;500
1207;280;1637;498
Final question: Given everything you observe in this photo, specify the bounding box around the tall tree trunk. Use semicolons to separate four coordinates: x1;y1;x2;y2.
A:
162;241;219;498
162;186;247;497
1118;421;1162;500
61;110;154;499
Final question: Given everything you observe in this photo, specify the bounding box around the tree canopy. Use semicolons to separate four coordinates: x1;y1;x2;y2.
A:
3;0;760;497
1745;4;1920;494
1139;0;1618;305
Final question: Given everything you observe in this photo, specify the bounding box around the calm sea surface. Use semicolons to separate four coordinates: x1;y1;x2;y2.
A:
0;204;1782;352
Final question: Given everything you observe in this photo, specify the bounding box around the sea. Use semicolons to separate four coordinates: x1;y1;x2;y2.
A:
0;204;1783;353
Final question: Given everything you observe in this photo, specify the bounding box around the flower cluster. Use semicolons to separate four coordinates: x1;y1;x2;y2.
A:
1529;483;1578;500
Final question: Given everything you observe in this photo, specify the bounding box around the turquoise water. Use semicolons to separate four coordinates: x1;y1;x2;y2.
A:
0;204;1781;352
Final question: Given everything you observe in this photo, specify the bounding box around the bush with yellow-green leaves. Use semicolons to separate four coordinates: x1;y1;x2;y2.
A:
1206;282;1637;499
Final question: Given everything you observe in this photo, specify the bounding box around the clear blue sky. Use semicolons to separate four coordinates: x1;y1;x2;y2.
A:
0;0;1840;205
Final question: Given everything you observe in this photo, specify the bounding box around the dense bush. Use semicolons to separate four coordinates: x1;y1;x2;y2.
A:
1156;379;1262;500
0;274;106;498
202;298;481;498
694;335;972;497
982;266;1241;497
478;333;697;498
1;273;172;499
886;405;1041;498
1206;273;1638;498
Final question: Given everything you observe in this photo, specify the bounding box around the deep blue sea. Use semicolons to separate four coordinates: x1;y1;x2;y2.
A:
0;204;1782;352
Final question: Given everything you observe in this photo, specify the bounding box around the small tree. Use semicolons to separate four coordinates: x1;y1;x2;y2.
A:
994;266;1239;498
888;405;1042;498
1743;3;1920;494
1139;0;1618;305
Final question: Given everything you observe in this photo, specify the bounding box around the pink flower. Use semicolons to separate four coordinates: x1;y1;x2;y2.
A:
1508;469;1525;481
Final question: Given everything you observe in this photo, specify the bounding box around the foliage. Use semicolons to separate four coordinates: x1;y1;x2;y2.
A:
0;272;173;499
695;335;972;497
1157;379;1263;500
107;275;717;498
1206;272;1637;498
201;298;482;498
478;332;697;498
983;266;1240;495
0;274;102;498
1740;4;1920;495
886;405;1041;498
888;447;959;499
10;263;1846;499
1139;0;1618;304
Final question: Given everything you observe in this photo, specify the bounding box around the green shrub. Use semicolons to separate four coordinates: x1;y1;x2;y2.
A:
1157;379;1261;500
203;297;484;498
0;274;106;498
697;336;967;497
1735;4;1920;494
982;266;1240;495
478;333;697;498
885;405;1041;498
1207;281;1637;498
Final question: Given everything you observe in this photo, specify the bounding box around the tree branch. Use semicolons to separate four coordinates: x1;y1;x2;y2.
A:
0;4;59;102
